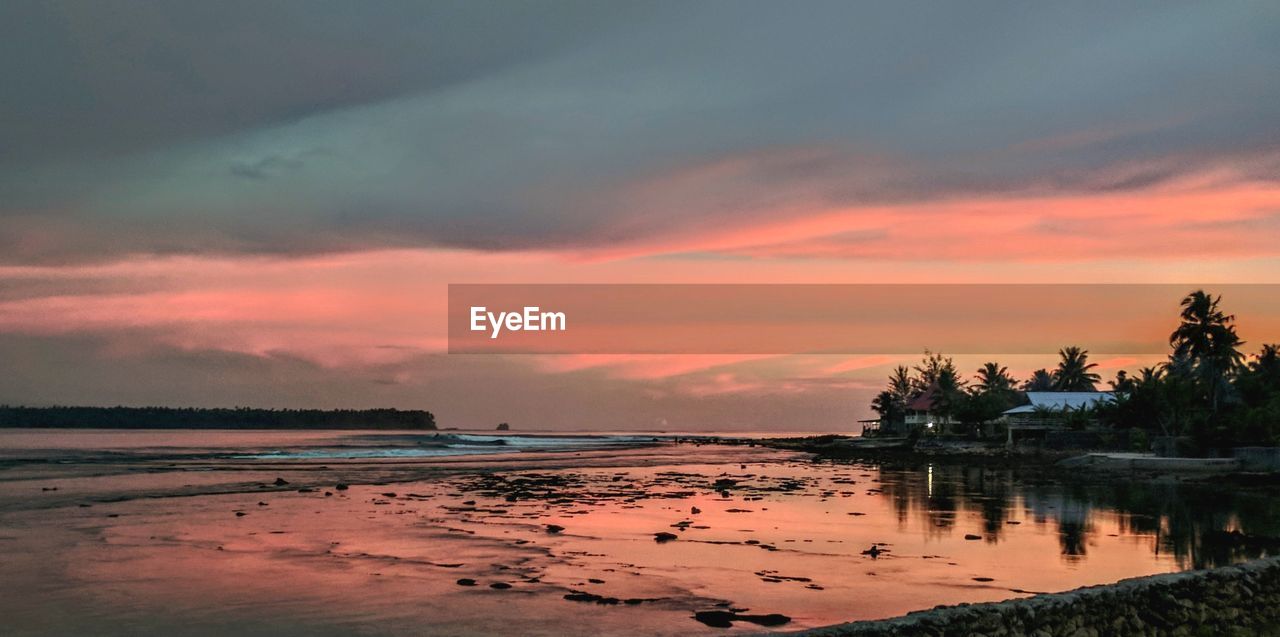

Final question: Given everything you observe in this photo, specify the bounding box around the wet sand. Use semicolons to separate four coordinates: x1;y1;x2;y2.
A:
2;434;1277;636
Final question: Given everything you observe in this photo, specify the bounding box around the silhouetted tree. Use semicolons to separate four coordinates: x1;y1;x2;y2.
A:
1170;290;1245;415
1051;346;1100;391
871;390;905;427
1023;369;1054;392
912;350;961;394
976;362;1017;395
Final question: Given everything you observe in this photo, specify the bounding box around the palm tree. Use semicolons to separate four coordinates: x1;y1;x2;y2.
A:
872;366;915;432
1248;344;1280;377
871;390;905;427
1051;346;1100;391
1235;343;1280;408
1110;370;1133;393
1169;290;1245;414
1023;368;1054;391
976;362;1017;395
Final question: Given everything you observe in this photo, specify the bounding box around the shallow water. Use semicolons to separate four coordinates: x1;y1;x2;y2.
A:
1;430;1277;635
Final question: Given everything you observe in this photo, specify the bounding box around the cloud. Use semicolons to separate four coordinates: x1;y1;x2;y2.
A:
2;2;1278;264
3;4;1280;427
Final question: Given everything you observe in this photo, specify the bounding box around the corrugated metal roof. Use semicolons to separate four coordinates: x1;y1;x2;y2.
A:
1003;391;1114;415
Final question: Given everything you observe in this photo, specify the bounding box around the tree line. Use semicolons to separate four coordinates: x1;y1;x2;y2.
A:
871;290;1280;451
0;406;437;430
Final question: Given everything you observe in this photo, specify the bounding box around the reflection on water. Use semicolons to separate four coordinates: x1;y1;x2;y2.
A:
1;432;1278;636
872;461;1280;570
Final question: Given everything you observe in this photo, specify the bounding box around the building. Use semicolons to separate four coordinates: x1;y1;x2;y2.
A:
901;382;956;434
1003;391;1115;446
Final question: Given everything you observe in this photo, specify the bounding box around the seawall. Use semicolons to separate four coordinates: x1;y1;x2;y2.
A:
795;557;1280;637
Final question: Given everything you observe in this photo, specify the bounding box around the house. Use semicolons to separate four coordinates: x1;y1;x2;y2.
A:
901;382;956;434
1003;391;1114;446
1003;391;1115;422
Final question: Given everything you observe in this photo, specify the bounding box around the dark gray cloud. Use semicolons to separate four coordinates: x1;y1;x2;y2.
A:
2;1;1278;263
0;0;641;164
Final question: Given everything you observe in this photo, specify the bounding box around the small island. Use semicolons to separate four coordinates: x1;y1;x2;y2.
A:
0;406;436;430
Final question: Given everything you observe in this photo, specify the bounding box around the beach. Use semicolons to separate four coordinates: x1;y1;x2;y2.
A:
2;430;1278;636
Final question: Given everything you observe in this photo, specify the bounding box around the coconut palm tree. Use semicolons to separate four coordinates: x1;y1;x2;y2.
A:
1023;368;1054;392
1169;290;1245;414
975;362;1014;393
1235;343;1280;408
1051;346;1100;391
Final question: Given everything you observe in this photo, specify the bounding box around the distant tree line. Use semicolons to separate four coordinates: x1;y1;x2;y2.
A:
0;406;436;430
871;290;1280;453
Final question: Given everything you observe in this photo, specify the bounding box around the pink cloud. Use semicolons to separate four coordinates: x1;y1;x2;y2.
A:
569;150;1280;264
528;354;776;380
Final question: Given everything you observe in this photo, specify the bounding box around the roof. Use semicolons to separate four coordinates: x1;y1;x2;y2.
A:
905;382;940;412
1003;391;1114;415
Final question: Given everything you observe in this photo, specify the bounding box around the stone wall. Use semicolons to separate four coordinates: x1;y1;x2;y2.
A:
1234;447;1280;472
797;557;1280;637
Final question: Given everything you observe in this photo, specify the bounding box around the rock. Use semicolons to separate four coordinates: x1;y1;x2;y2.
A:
693;611;736;628
496;423;510;431
740;614;791;627
335;483;349;490
654;532;678;543
564;592;620;604
235;511;247;517
693;611;791;628
257;501;268;506
489;582;512;589
691;506;702;514
273;478;289;486
456;578;478;586
965;534;983;540
862;545;882;558
381;492;397;498
546;524;565;534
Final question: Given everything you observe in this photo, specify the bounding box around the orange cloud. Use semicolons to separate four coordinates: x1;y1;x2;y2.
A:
579;175;1280;263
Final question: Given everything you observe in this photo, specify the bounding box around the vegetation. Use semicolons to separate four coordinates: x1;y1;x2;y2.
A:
1022;369;1054;391
0;406;436;430
1099;291;1279;452
1050;346;1100;391
871;289;1280;454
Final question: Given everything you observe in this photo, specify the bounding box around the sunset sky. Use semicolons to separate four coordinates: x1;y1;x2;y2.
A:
3;2;1279;430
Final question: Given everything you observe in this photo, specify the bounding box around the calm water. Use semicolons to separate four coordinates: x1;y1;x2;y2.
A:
1;430;1277;635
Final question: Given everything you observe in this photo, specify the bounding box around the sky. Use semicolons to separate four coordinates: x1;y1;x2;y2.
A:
2;1;1279;430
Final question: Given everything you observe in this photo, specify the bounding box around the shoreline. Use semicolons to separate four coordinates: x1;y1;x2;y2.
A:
744;435;1280;486
5;433;1279;635
795;556;1280;636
